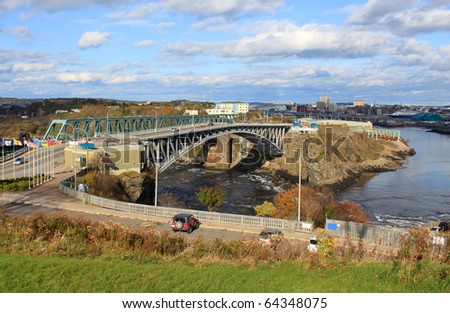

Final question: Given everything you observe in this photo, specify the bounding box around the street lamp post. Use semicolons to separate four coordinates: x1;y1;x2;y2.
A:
106;108;119;136
155;106;160;131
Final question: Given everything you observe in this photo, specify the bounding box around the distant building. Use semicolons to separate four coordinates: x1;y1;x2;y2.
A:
214;102;249;114
320;96;330;104
296;105;308;113
354;100;365;107
184;110;199;115
275;105;287;111
316;101;338;112
206;108;234;114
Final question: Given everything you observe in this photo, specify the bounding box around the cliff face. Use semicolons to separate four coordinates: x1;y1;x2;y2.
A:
263;125;415;190
118;171;154;204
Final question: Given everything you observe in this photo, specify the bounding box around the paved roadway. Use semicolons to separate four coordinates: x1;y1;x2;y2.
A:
1;144;66;180
4;202;257;241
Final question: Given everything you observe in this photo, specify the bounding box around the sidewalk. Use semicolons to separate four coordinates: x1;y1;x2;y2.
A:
1;167;313;241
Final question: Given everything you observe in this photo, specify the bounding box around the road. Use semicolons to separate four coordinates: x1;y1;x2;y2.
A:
1;144;65;180
4;202;257;241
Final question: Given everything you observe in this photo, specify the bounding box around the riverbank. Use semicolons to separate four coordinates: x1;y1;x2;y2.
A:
429;125;450;135
337;127;450;226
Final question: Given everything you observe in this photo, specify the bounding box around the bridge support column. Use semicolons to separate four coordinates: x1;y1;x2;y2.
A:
204;135;234;169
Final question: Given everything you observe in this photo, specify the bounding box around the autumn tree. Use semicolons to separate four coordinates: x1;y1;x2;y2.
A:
326;200;369;224
273;186;298;219
273;185;327;223
195;186;224;212
254;201;276;217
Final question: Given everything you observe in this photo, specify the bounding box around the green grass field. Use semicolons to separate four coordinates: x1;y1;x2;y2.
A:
1;253;448;293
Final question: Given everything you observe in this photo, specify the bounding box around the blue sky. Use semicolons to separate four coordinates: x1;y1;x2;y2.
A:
1;0;450;105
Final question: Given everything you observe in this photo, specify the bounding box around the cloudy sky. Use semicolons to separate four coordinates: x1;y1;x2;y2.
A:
1;0;450;105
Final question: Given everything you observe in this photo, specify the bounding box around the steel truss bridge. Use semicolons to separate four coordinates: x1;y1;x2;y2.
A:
134;123;290;172
43;114;291;172
43;114;236;141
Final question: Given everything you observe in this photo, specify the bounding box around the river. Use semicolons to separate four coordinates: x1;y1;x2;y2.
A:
337;127;450;226
159;127;450;226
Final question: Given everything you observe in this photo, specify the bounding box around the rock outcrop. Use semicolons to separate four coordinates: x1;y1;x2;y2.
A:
119;171;154;204
263;125;415;191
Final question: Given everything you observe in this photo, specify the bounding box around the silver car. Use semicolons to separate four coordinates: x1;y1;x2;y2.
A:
14;157;26;165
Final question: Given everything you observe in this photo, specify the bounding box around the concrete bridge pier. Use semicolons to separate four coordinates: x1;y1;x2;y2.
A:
204;134;234;169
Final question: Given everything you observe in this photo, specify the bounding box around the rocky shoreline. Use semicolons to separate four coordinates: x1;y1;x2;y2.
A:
261;128;415;192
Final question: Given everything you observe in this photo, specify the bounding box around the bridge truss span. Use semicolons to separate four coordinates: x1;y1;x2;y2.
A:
140;123;290;172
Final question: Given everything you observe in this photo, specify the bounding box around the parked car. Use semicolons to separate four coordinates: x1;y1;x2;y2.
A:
431;225;446;245
77;183;89;193
257;228;283;245
170;213;200;233
14;157;26;165
307;235;318;253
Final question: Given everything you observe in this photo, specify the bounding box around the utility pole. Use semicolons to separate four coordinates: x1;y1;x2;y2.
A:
154;141;160;206
298;153;301;222
1;138;4;180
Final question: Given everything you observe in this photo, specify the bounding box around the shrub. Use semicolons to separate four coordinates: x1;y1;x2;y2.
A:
254;201;276;217
16;180;29;190
196;186;224;212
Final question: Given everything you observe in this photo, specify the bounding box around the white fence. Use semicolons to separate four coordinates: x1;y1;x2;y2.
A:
59;180;313;233
326;218;408;246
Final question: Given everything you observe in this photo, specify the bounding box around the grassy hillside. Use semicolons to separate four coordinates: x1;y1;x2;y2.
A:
0;213;449;293
0;254;448;293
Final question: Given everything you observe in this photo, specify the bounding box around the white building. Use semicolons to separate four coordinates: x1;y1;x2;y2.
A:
214;102;249;114
206;108;234;114
319;96;330;104
184;110;199;115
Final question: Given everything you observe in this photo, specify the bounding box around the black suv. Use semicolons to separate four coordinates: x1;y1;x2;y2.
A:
171;213;200;233
257;228;283;245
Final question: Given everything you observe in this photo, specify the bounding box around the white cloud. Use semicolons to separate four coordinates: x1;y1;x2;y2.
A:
0;64;11;72
164;22;396;60
0;0;140;13
107;3;158;19
105;74;139;84
346;0;450;36
12;62;56;72
0;48;48;63
346;0;419;24
193;16;238;32
156;22;176;29
134;40;155;47
77;31;110;49
8;26;32;38
162;0;283;16
58;71;99;83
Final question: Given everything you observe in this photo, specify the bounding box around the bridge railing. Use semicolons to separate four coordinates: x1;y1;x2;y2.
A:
0;146;29;163
59;179;313;233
